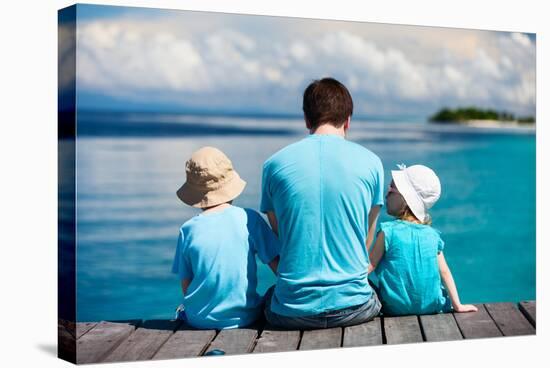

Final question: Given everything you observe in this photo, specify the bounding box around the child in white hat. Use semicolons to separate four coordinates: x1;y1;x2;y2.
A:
171;146;280;329
368;164;477;316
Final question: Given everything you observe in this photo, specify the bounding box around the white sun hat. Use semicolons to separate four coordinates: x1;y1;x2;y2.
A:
391;164;441;223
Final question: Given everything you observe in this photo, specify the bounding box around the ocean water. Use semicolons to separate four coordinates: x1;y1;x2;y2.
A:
75;112;536;321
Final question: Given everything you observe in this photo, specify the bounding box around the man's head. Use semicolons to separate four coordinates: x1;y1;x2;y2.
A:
302;77;353;131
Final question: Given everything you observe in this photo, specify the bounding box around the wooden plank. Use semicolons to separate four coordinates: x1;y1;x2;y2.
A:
419;313;462;342
76;320;140;364
59;320;97;343
299;328;342;351
343;318;383;347
76;322;98;339
153;327;217;360
518;301;536;327
58;321;76;363
384;316;423;344
58;319;76;337
454;304;502;339
203;328;259;355
103;320;182;363
485;303;535;336
253;329;301;353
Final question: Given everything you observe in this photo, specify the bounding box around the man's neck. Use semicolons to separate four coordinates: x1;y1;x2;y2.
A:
310;124;346;137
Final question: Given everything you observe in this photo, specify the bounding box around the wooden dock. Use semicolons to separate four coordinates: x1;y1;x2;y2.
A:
58;301;536;364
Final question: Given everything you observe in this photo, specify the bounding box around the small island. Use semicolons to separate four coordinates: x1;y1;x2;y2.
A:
429;107;535;126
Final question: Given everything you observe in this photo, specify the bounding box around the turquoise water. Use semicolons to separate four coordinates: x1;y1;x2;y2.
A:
75;112;535;321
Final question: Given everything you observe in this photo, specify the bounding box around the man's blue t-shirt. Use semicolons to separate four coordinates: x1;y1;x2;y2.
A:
261;134;384;317
171;206;280;329
375;220;451;316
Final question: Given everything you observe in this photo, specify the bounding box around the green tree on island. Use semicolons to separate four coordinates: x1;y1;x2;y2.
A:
429;107;534;124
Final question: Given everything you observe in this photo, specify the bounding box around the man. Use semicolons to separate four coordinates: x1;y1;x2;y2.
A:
261;77;384;329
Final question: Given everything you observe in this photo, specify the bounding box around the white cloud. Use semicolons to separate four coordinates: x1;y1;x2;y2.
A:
77;21;209;93
75;13;536;116
511;32;532;48
264;66;282;82
320;32;386;73
59;24;76;90
473;49;502;79
443;65;463;83
289;41;309;62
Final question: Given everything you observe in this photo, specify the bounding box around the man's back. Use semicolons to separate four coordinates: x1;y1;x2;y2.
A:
261;134;384;317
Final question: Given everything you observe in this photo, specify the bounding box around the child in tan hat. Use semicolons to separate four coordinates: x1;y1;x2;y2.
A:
368;164;477;316
171;146;280;329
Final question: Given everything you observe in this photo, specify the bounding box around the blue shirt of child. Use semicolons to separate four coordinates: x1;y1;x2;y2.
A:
261;134;384;317
171;206;280;329
375;220;451;316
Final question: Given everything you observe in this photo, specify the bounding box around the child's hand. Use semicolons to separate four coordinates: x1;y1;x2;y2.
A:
454;304;478;313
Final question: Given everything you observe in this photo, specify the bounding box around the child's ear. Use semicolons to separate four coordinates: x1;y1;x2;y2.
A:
344;116;350;131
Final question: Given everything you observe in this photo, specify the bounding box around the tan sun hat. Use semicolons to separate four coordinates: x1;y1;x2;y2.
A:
176;146;246;208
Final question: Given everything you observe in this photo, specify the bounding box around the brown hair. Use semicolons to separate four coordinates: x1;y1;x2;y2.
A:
398;206;432;226
302;77;353;130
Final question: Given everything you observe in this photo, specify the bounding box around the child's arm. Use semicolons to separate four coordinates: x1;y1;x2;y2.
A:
368;231;385;274
180;279;191;295
438;253;478;312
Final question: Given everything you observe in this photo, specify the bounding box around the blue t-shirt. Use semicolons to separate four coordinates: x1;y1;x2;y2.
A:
171;206;280;329
375;220;451;316
261;134;384;317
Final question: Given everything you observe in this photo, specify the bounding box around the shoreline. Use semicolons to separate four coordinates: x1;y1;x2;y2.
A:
432;119;535;131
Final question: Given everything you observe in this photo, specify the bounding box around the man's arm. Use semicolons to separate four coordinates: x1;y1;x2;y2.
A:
366;205;381;251
180;279;190;295
268;255;280;275
368;231;385;273
266;211;279;236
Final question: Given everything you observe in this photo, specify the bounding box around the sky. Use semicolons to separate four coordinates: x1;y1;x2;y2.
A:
63;4;536;119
